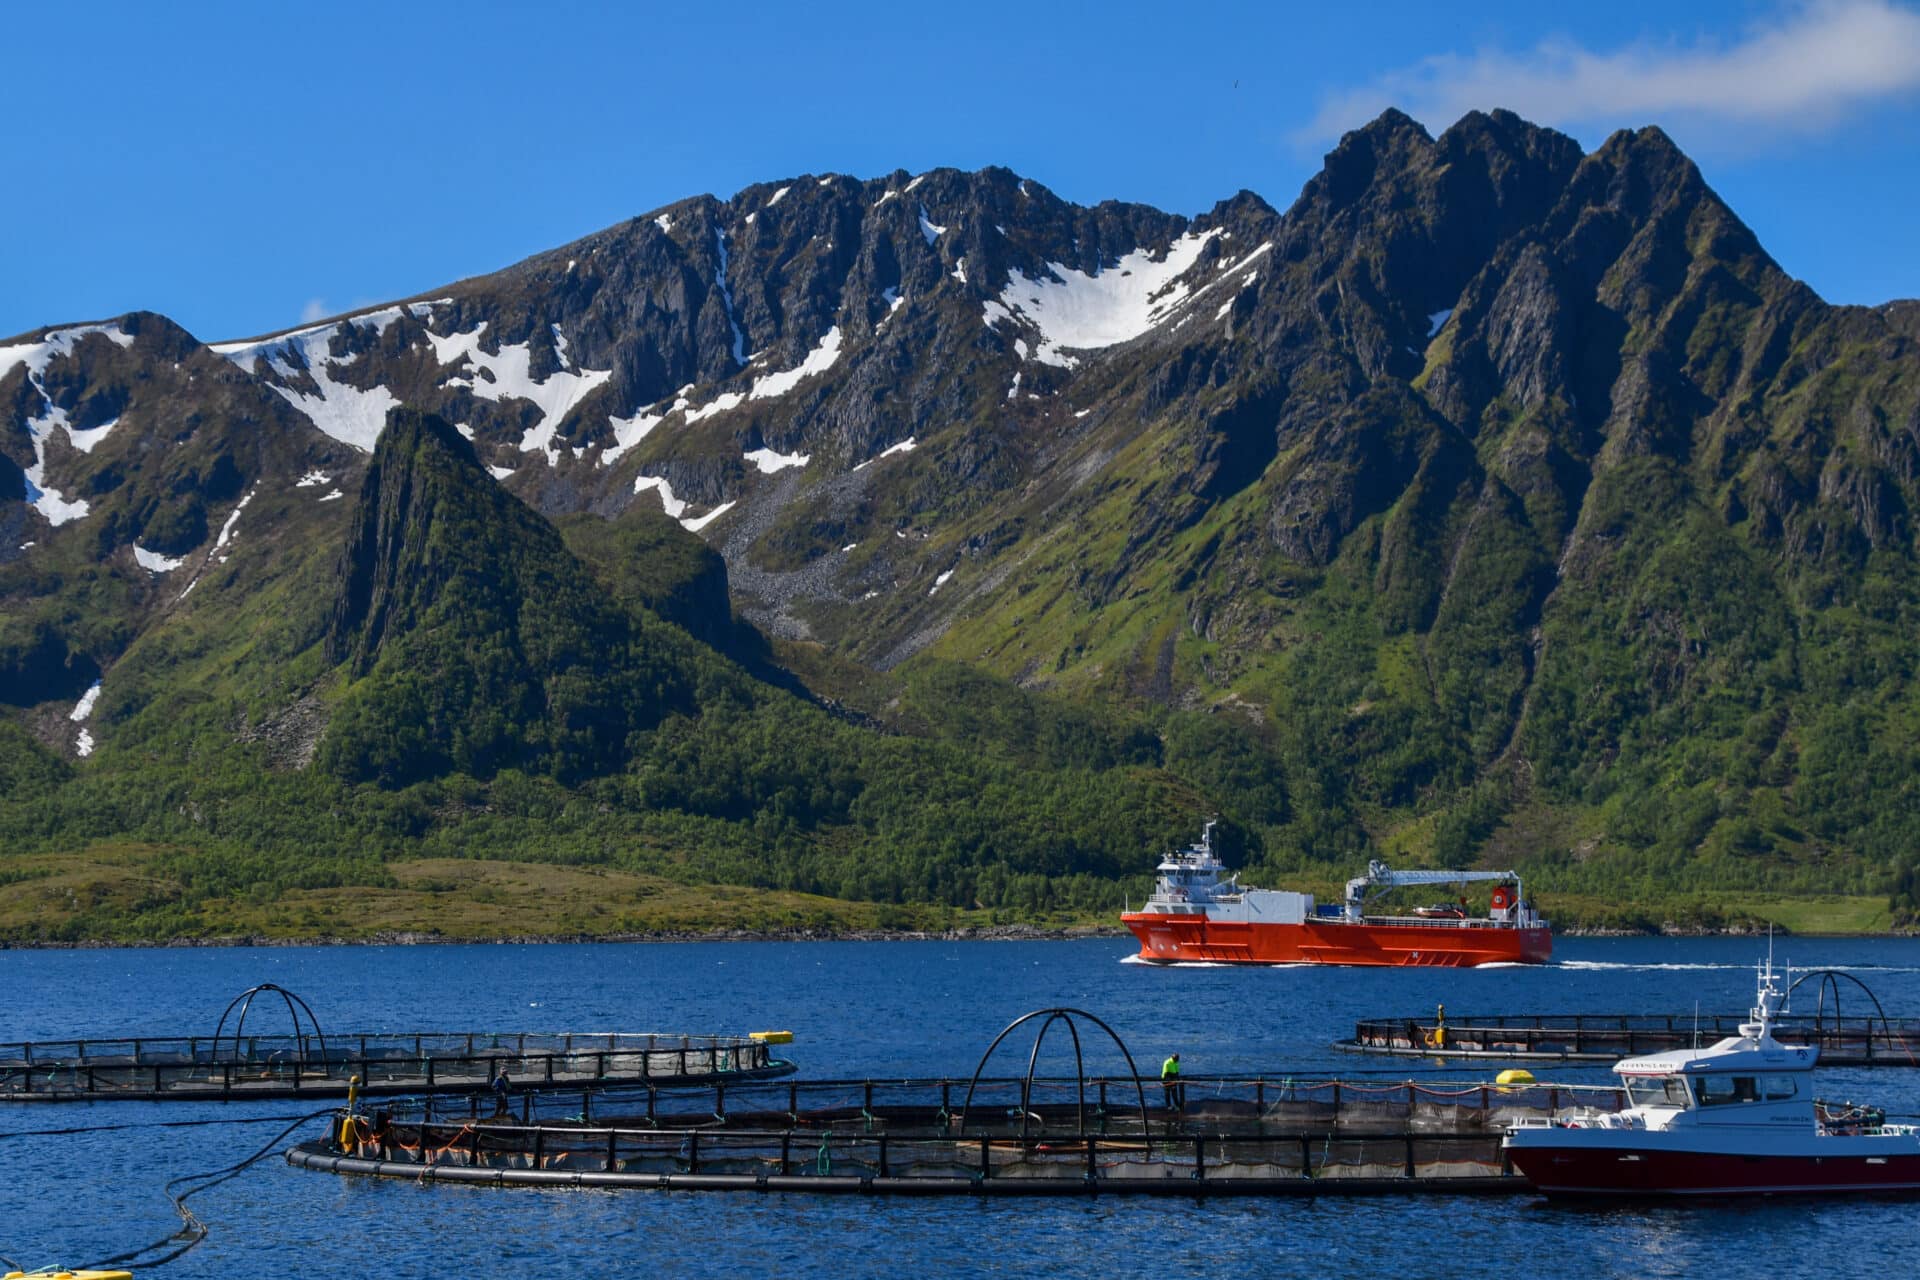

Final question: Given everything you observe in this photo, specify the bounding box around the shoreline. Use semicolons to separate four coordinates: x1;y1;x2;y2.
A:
2;923;1912;951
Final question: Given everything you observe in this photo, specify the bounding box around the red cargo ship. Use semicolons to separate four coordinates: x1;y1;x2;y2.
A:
1120;822;1550;967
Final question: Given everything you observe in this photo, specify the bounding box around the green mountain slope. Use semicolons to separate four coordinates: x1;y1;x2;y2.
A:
6;110;1920;938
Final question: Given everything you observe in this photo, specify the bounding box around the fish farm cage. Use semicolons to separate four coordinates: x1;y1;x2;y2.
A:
287;1009;1628;1197
0;984;795;1102
286;1072;1628;1195
1343;969;1920;1066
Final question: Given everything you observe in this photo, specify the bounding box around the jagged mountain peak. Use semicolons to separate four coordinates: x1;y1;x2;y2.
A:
9;113;1912;680
10;111;1920;926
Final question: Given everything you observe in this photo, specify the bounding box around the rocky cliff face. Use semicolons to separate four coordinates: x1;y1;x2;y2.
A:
6;108;1920;884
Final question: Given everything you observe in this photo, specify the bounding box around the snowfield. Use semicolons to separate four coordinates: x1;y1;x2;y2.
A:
987;229;1221;366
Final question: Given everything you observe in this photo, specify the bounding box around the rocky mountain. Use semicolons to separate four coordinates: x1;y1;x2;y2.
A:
6;108;1920;934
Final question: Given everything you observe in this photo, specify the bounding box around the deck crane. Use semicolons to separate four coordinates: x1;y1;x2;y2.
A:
1342;860;1534;925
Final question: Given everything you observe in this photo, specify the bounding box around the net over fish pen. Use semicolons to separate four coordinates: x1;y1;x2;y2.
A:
1343;970;1920;1066
288;1008;1626;1197
1;984;796;1102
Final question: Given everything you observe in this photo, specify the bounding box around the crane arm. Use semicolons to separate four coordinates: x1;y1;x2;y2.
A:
1343;860;1522;905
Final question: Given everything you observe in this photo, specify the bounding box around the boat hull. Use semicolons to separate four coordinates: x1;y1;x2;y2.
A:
1506;1138;1920;1197
1120;912;1551;967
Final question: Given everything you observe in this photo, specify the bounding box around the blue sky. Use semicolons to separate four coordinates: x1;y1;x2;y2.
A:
5;0;1918;341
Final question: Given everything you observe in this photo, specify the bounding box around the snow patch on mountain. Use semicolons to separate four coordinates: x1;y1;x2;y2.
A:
0;323;133;384
684;391;744;425
602;406;668;465
745;447;809;474
917;205;947;246
132;544;185;573
768;185;790;206
215;313;407;452
681;501;735;532
1;325;135;526
633;474;691;517
68;678;101;756
214;490;255;555
988;229;1221;366
854;437;917;471
634;475;732;531
64;416;118;454
427;322;613;464
750;327;842;400
676;326;844;425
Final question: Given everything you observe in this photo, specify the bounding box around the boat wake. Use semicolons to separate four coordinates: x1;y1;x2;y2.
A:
1557;961;1751;972
1558;960;1920;974
1118;955;1313;969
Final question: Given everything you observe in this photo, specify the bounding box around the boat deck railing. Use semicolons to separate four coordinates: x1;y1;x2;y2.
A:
1352;915;1529;930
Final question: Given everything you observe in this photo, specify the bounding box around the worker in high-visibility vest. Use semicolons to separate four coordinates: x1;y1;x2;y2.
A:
1161;1052;1185;1111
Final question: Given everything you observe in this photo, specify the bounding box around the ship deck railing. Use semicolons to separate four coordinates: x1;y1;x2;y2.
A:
1349;915;1529;929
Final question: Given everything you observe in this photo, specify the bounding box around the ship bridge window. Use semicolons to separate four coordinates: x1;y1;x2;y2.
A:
1625;1076;1693;1108
1759;1074;1800;1101
1694;1075;1759;1106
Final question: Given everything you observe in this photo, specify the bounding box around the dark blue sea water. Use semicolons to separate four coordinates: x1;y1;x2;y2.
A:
6;936;1920;1278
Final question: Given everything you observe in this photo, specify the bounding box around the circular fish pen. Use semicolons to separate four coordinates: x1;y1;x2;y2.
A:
1342;972;1920;1066
286;1008;1627;1197
1;985;796;1102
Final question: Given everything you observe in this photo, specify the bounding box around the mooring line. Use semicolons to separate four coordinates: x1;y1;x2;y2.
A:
46;1108;335;1272
0;1110;327;1142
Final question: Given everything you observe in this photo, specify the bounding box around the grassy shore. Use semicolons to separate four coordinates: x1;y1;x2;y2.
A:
0;844;1901;945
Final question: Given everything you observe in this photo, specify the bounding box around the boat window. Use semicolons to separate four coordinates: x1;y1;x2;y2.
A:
1759;1074;1799;1101
1694;1075;1759;1106
1624;1076;1690;1108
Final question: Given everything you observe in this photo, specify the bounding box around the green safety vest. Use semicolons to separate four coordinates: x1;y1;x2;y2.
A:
1162;1057;1181;1079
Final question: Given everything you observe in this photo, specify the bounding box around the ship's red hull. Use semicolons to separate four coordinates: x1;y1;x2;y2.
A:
1507;1144;1920;1196
1120;912;1551;967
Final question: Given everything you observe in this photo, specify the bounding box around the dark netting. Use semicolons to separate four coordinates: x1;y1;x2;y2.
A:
299;1074;1619;1194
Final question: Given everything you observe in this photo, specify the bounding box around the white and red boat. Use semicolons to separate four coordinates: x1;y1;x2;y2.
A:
1504;958;1920;1196
1120;822;1550;967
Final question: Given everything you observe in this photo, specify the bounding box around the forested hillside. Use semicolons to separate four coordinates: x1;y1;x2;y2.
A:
4;110;1917;939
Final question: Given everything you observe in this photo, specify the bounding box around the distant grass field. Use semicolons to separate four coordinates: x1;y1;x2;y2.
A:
0;844;1899;944
0;844;1088;943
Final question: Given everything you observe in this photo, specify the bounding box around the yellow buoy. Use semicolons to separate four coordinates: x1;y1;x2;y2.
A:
749;1030;794;1044
1495;1068;1535;1086
5;1272;134;1279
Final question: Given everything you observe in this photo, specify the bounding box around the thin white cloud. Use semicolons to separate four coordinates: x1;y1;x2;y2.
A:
1300;1;1920;144
299;298;329;325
